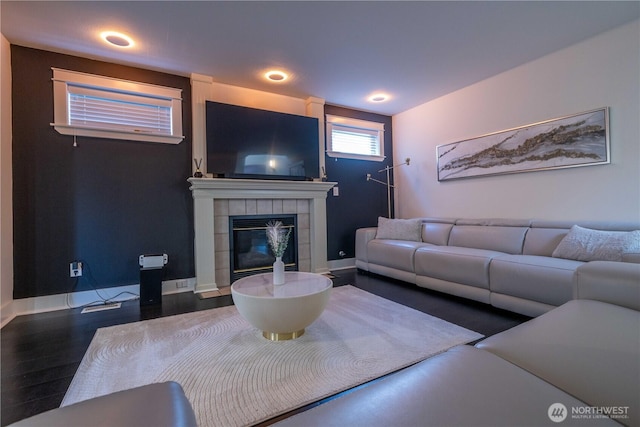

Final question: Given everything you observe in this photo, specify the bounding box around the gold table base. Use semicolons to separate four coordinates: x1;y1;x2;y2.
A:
263;329;305;341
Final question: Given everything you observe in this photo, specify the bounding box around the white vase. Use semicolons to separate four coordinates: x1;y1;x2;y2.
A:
273;256;285;285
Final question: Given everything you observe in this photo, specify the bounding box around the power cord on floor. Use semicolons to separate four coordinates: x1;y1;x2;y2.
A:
65;260;140;309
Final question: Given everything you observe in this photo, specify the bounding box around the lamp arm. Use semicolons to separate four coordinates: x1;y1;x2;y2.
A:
367;177;395;187
367;157;409;219
365;174;389;186
377;157;411;173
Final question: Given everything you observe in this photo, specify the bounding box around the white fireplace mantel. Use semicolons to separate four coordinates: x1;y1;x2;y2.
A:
189;178;336;293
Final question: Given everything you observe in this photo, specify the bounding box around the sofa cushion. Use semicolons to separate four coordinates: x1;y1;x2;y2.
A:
355;227;378;264
415;246;505;289
477;299;640;427
375;217;422;242
552;225;640;262
576;261;640;311
367;239;430;272
448;225;528;254
10;382;197;427
490;255;582;307
421;222;453;245
273;345;612;427
523;227;569;256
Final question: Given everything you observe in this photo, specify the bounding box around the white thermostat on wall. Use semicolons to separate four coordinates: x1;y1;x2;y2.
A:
139;254;168;269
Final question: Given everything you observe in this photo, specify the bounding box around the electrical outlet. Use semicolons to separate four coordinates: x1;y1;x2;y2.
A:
176;279;188;289
70;261;83;278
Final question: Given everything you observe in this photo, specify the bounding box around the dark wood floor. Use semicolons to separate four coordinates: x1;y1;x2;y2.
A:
1;269;530;426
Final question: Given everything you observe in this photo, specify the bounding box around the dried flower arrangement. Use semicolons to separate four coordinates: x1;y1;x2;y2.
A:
266;220;292;258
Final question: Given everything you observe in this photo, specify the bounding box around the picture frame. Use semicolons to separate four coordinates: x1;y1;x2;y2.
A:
436;107;610;181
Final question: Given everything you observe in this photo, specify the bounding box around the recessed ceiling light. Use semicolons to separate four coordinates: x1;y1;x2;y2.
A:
100;31;134;48
265;70;289;82
368;93;390;103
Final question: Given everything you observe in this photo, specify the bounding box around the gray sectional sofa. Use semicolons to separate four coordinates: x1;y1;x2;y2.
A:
356;217;640;316
9;382;197;427
275;286;640;426
291;217;636;426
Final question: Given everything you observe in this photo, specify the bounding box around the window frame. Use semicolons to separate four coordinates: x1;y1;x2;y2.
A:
325;114;385;162
51;68;184;144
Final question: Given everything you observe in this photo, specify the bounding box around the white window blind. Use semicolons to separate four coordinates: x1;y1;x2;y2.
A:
331;127;380;156
326;115;385;161
68;85;172;135
52;68;183;144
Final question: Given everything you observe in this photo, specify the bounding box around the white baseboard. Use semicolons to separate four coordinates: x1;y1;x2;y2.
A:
162;277;196;295
1;263;359;328
327;257;356;271
0;299;16;329
10;284;142;318
1;277;196;328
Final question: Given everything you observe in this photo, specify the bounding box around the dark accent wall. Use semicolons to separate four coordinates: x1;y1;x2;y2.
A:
324;105;393;261
11;46;194;299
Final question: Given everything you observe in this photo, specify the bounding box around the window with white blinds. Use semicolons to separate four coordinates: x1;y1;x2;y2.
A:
51;68;184;144
326;115;385;161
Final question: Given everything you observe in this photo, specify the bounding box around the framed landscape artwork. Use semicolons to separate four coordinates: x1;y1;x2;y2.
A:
436;108;610;181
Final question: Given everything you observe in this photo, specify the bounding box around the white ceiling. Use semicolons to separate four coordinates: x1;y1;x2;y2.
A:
1;1;638;115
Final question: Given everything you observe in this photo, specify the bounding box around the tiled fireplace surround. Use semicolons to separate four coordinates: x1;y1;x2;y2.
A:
219;199;309;284
189;178;335;293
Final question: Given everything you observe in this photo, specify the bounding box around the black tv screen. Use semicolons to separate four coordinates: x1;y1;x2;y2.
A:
205;101;320;180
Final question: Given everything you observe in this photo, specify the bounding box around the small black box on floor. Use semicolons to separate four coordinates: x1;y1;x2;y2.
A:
138;254;167;306
140;267;163;306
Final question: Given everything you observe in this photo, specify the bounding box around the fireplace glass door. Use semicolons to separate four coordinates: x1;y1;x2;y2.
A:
230;214;297;281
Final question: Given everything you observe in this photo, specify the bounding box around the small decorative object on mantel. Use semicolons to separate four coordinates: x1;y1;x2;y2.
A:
266;220;292;285
193;158;203;178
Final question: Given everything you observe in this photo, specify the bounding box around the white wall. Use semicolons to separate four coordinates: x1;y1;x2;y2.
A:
393;20;640;222
1;33;14;327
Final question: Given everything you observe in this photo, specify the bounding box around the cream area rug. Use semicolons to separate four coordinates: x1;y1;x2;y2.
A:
62;285;483;427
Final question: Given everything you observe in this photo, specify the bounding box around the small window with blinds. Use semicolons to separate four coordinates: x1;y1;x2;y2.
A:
51;68;184;144
326;114;385;161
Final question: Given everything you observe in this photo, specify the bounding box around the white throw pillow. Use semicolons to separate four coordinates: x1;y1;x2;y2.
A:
552;225;640;262
375;217;423;242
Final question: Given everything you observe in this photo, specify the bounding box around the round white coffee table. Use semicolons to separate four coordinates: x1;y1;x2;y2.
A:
231;272;332;341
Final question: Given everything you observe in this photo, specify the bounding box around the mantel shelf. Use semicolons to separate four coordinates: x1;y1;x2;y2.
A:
188;178;336;198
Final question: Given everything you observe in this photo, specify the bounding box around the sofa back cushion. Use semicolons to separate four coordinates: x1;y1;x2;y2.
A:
526;220;640;258
552;225;640;262
375;217;423;241
421;222;454;245
448;223;528;254
523;228;568;256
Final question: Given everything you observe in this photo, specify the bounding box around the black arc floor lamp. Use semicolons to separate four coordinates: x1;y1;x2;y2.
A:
366;158;410;218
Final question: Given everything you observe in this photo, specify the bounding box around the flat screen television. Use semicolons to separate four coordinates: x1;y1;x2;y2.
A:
205;101;320;180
